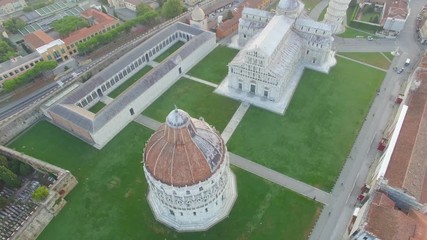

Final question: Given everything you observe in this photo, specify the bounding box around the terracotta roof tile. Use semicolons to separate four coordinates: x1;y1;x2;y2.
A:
385;56;427;203
23;30;54;50
62;9;119;45
366;193;417;240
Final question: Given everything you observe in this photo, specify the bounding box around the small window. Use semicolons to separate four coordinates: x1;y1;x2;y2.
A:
130;108;134;115
193;212;196;216
170;210;174;215
186;190;190;195
199;187;203;191
205;208;208;212
178;67;182;74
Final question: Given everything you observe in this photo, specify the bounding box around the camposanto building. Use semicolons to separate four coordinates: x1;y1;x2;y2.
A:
216;0;336;114
143;109;237;231
43;23;216;149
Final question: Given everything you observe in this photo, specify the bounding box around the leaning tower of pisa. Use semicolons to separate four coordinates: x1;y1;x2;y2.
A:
323;0;352;34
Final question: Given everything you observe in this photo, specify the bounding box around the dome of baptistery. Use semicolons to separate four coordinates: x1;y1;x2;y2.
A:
191;5;205;22
143;108;237;231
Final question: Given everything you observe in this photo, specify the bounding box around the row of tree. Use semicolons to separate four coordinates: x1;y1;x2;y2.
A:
77;8;158;55
3;17;26;34
0;38;17;63
0;155;34;189
52;16;89;37
2;61;58;92
23;0;54;12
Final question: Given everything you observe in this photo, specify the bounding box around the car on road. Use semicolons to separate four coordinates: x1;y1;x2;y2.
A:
367;36;374;41
397;68;404;74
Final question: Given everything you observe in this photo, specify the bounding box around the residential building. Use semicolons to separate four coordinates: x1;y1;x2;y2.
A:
24;30;70;63
0;53;42;87
62;9;120;55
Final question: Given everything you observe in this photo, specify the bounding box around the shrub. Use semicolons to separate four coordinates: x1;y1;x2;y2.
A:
32;186;49;201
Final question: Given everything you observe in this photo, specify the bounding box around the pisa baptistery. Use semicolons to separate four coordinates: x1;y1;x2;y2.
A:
142;108;237;231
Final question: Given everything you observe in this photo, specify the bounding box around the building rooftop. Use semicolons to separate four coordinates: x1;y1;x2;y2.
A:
48;23;212;134
62;8;120;45
36;39;65;54
144;109;225;186
246;15;293;57
385;54;427;203
0;52;41;74
24;30;55;50
0;0;14;6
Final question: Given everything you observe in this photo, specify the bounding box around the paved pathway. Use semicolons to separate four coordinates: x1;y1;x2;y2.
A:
230;153;332;205
134;115;161;130
100;96;114;104
148;61;160;68
184;74;219;88
336;54;388;72
133;114;330;204
221;102;250;144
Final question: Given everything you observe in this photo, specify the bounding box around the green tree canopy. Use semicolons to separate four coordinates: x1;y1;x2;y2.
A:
52;16;89;37
0;40;17;63
161;0;183;19
3;60;57;92
32;186;49;201
0;155;7;167
136;3;152;16
3;18;26;34
0;165;21;188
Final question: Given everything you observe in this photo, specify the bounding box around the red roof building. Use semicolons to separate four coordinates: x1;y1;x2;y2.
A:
24;30;55;50
62;9;120;55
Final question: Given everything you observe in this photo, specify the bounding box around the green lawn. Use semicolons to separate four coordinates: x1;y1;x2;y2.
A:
338;27;375;38
227;57;385;191
360;12;380;23
88;102;106;114
383;52;394;61
339;52;391;69
9;121;321;240
187;46;239;84
108;66;153;98
302;0;322;11
154;41;184;63
143;78;240;132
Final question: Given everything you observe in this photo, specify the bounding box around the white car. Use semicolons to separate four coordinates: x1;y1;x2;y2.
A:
367;36;374;41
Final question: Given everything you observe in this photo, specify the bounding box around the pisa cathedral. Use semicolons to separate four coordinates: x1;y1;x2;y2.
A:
216;0;337;114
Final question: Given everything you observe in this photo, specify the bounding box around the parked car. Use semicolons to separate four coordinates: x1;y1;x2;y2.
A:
367;36;374;41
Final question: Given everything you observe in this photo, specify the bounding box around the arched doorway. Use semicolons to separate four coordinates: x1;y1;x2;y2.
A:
97;88;103;97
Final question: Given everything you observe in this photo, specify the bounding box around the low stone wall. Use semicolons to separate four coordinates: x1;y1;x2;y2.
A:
0;107;44;145
0;146;78;240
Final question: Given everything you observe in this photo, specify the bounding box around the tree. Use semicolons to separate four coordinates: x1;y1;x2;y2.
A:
136;3;152;16
373;15;379;23
3;60;58;92
226;10;234;20
19;163;33;176
0;155;7;167
52;16;89;37
3;18;26;34
32;186;49;201
0;165;21;188
161;0;183;19
0;39;17;63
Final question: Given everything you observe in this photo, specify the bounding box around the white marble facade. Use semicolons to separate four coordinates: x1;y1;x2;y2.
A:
217;0;336;114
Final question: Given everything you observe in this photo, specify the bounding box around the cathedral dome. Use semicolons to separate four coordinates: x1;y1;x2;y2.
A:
277;0;300;13
144;108;225;186
191;5;205;21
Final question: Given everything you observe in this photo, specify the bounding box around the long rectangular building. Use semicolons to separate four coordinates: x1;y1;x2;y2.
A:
44;23;216;149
